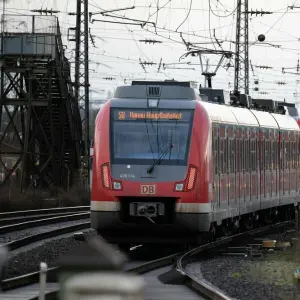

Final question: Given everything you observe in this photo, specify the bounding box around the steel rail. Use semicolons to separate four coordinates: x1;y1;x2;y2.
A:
2;220;293;299
0;212;90;234
0;206;90;219
2;222;91;251
176;220;294;300
0;211;90;227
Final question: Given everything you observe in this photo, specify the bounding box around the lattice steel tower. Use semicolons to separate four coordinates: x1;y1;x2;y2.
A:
69;0;90;188
234;0;249;95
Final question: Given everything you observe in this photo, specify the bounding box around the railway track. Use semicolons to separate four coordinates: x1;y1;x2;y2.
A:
1;222;91;251
1;220;293;300
0;206;90;227
0;212;90;236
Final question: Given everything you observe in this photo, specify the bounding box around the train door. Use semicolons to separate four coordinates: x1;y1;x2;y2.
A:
279;131;284;204
271;130;278;202
290;132;296;197
250;128;258;208
244;128;251;208
287;132;291;197
213;124;220;210
265;130;272;206
282;131;290;202
259;129;265;206
297;131;300;199
239;127;245;214
228;126;236;209
219;125;228;210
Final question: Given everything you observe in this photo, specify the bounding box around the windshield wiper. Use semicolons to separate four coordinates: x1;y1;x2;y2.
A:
147;143;174;174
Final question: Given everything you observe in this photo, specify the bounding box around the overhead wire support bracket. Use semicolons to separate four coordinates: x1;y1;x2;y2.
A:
91;19;145;27
89;6;135;21
89;28;96;47
95;13;156;28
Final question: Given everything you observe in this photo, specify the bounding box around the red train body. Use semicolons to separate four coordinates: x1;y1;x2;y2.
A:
91;81;300;244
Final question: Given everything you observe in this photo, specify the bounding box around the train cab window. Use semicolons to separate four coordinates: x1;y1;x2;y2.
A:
110;109;194;165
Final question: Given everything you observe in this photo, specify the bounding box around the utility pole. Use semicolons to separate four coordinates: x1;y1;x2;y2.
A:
68;0;90;189
233;0;249;95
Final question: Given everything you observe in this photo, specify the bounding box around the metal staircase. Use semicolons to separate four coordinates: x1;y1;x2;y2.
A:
0;14;82;192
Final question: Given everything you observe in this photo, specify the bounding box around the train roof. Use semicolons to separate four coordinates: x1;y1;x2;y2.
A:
270;113;299;130
228;106;258;127
200;102;237;124
114;81;200;100
201;101;299;131
250;110;278;129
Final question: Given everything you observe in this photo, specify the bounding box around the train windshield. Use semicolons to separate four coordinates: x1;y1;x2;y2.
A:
111;108;194;165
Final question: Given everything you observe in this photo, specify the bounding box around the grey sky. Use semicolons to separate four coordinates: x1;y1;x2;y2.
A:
4;0;300;103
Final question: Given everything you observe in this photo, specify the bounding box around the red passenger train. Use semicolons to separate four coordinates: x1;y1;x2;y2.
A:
91;81;300;246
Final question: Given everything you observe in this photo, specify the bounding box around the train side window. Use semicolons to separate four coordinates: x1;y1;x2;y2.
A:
293;141;296;169
251;139;257;172
231;137;236;173
240;130;244;172
213;126;219;175
287;140;290;170
228;137;232;174
274;136;277;171
266;140;269;170
267;140;271;170
219;138;223;174
245;135;249;172
261;137;265;171
281;139;284;170
225;131;228;174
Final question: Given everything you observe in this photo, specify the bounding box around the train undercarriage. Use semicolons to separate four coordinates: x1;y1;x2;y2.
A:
110;203;297;253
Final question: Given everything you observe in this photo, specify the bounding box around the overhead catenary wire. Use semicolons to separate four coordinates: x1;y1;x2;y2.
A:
5;0;300;102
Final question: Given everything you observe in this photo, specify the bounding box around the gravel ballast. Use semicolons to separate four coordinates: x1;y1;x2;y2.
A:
2;231;95;279
186;229;300;300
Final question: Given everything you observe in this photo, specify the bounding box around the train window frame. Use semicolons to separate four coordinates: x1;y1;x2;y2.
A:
212;124;219;175
240;128;244;173
109;108;194;166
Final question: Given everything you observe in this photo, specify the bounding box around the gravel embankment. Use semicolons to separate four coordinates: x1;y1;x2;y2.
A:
186;229;300;300
2;230;96;279
0;220;89;243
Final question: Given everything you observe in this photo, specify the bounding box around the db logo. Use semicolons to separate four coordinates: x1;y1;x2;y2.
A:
141;184;156;195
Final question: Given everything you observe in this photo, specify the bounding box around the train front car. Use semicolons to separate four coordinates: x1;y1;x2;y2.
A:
91;81;212;245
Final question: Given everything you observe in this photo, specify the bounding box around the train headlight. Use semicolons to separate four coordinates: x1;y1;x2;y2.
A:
175;183;184;191
113;181;122;190
148;99;159;107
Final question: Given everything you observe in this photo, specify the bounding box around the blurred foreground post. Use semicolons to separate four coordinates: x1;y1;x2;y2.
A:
65;273;145;300
58;235;144;299
0;246;8;292
39;262;48;300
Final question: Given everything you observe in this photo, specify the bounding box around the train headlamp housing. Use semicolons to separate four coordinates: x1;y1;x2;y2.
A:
175;183;184;191
101;163;123;190
113;181;122;190
148;99;159;108
174;165;197;192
